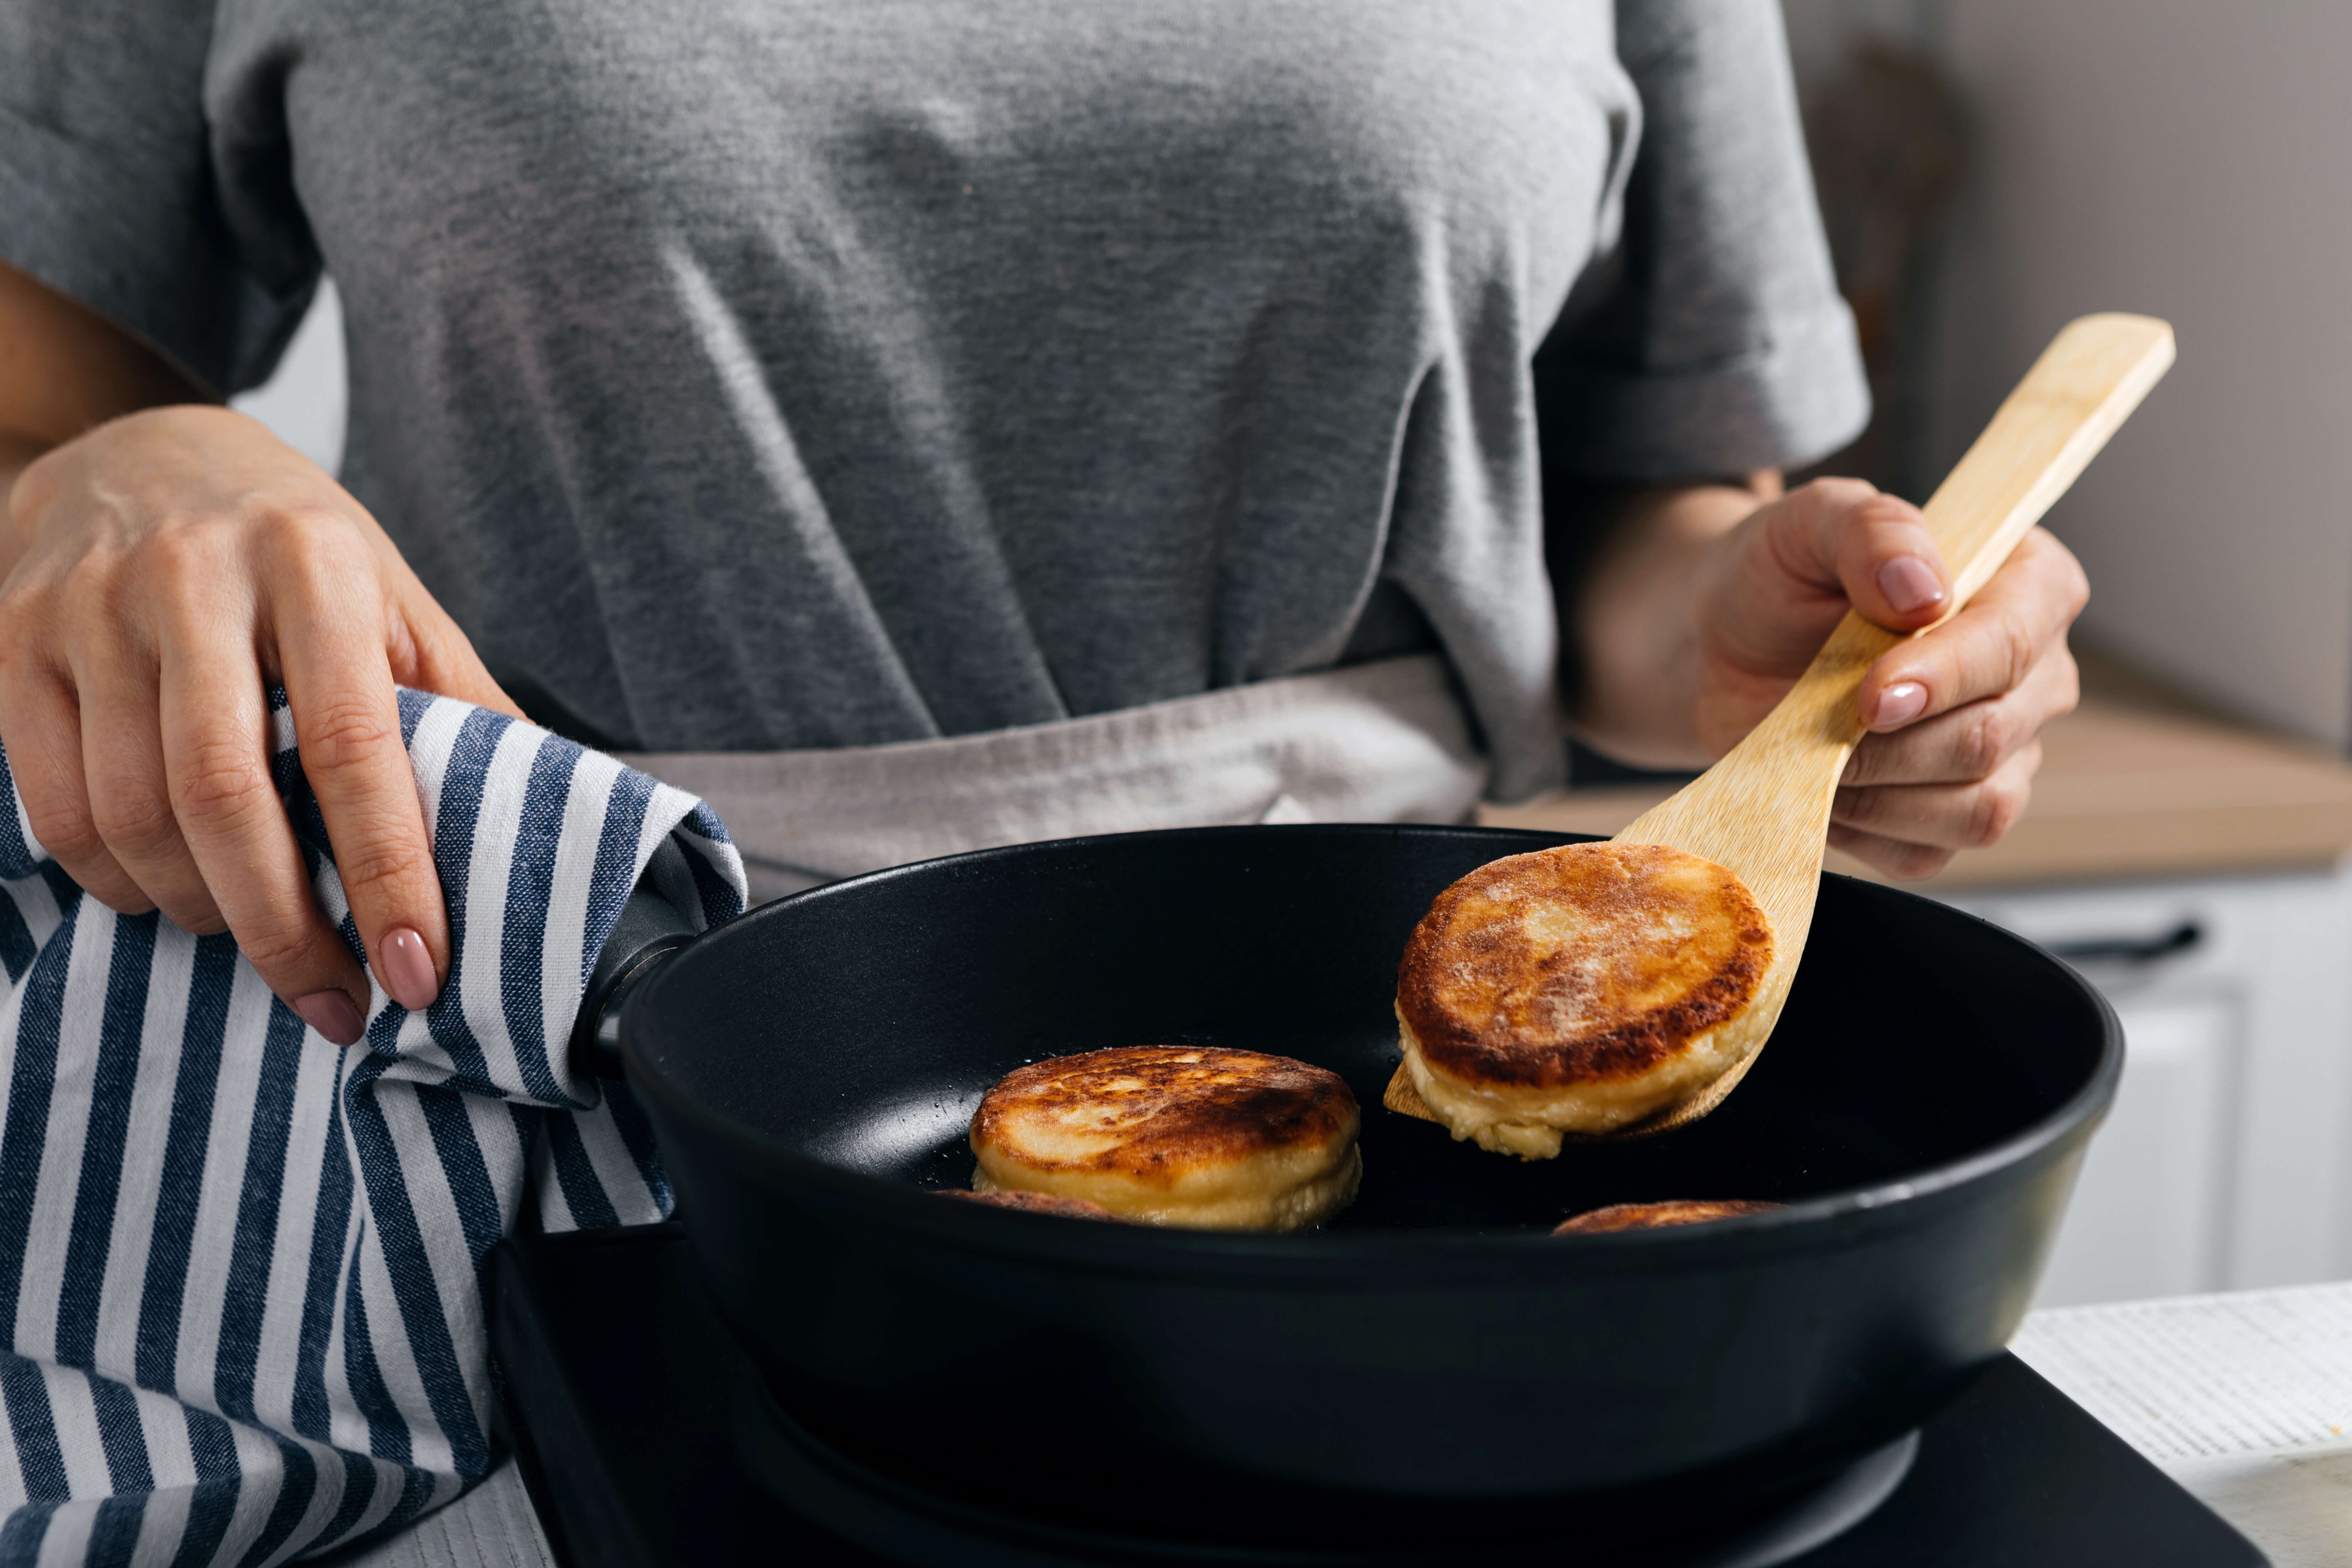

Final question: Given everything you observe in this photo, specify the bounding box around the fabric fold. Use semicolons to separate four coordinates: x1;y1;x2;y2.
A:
0;689;747;1566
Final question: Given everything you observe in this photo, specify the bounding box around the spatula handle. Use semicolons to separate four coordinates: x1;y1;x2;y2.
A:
1918;313;2176;609
1775;312;2176;749
1599;316;2174;1137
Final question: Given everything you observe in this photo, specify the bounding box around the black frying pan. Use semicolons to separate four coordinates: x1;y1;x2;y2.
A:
582;826;2118;1556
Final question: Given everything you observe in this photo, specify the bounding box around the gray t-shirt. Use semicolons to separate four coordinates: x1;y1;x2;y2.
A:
0;0;1864;801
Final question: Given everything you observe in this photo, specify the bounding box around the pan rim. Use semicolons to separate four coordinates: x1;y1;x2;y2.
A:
622;823;2123;1276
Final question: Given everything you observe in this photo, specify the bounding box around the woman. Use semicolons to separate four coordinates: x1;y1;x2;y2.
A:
0;2;2084;1553
0;2;2083;1044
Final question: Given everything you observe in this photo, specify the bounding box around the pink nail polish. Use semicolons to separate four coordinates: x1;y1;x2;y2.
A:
379;927;440;1013
293;990;365;1046
1873;682;1929;729
1877;556;1948;614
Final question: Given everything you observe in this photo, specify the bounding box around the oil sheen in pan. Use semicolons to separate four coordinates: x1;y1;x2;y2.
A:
819;1086;984;1176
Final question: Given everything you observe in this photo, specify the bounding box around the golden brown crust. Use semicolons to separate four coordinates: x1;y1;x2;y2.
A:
1551;1200;1783;1236
1395;843;1772;1090
939;1189;1117;1221
970;1047;1358;1189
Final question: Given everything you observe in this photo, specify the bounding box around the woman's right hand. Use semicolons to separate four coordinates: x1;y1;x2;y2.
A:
0;405;522;1043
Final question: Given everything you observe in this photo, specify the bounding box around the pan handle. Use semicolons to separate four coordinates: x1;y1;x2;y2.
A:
568;878;698;1080
2046;920;2202;967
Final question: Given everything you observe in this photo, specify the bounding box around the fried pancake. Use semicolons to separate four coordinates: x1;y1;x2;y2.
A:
939;1189;1117;1221
1552;1200;1784;1236
970;1046;1361;1232
1393;842;1773;1155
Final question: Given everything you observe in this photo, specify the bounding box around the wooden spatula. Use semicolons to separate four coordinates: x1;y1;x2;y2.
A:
1388;312;2175;1140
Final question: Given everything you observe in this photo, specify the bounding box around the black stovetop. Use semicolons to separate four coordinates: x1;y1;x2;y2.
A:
490;1222;2268;1568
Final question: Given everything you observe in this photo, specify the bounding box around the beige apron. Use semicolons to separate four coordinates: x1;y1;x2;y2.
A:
620;653;1489;903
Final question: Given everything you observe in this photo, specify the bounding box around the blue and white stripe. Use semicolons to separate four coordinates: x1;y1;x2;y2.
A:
0;690;746;1564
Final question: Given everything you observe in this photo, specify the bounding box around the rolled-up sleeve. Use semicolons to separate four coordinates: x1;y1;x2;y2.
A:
0;0;313;394
1539;0;1870;479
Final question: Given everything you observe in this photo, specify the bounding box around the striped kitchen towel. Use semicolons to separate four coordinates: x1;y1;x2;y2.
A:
0;689;747;1566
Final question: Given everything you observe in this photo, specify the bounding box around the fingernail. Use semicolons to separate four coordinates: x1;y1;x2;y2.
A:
379;927;440;1012
1877;555;1947;614
293;990;365;1046
1872;682;1929;729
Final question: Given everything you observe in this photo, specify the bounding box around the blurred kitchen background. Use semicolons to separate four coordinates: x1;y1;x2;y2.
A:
1524;0;2352;1314
234;1;2352;1311
1806;0;2352;1310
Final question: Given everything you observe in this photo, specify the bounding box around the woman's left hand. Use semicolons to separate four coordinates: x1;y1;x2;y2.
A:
1568;476;2090;880
1822;529;2086;881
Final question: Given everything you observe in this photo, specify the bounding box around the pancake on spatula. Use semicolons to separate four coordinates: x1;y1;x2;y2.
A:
1390;842;1773;1157
1390;313;2177;1153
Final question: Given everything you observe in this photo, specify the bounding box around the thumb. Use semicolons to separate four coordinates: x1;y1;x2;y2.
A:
1763;477;1953;634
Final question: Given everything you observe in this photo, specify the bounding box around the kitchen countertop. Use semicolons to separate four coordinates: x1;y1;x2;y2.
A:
2015;1280;2352;1568
1481;653;2352;888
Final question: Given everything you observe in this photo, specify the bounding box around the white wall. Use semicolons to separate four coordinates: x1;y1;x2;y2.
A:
1907;3;2352;747
231;280;347;476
